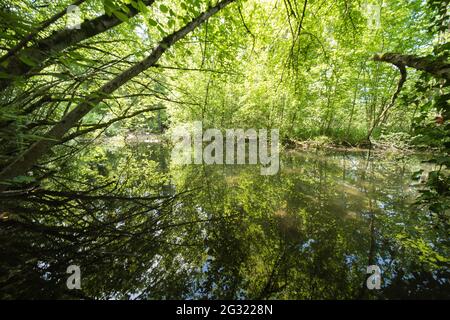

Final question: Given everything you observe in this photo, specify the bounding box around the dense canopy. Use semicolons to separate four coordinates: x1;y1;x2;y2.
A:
0;0;448;299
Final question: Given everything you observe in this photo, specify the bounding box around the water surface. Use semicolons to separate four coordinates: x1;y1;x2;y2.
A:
1;142;449;299
139;144;449;299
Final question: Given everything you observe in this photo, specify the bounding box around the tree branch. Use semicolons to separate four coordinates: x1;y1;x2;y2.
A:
0;0;236;186
0;0;156;91
0;0;87;65
373;52;450;80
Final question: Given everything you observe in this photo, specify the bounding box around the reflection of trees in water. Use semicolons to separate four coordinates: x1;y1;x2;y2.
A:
173;150;449;299
0;146;448;299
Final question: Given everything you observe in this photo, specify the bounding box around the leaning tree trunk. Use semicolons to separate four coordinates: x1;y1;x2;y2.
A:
0;0;236;188
0;0;157;92
366;52;450;143
373;53;450;81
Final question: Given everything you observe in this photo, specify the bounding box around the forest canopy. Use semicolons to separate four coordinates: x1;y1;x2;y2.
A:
0;0;449;300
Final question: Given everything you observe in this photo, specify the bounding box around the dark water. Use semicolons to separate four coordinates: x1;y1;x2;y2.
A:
1;141;449;299
162;146;449;299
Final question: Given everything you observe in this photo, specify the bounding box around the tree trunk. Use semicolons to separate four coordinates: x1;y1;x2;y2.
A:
0;0;236;187
0;0;87;65
366;62;407;141
373;53;450;80
0;0;156;92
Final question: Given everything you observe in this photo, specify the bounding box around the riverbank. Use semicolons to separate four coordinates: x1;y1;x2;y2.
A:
100;131;436;157
283;137;434;155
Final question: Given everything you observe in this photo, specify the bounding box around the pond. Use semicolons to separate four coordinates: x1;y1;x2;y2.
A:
1;141;449;299
116;142;449;299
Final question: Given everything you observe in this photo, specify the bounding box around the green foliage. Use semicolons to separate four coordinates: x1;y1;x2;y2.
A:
0;0;449;299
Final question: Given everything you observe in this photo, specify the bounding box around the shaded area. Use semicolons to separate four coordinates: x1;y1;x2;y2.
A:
1;142;448;299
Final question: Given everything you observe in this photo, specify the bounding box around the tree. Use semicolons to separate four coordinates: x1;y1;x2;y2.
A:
0;0;236;187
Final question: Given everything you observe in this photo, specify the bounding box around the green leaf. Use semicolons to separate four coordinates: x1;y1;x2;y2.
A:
12;175;35;184
113;10;129;22
137;0;149;13
159;4;169;13
103;0;115;16
157;25;166;35
18;54;37;67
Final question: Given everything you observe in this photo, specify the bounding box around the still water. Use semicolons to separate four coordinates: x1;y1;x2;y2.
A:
1;141;449;299
118;142;449;299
